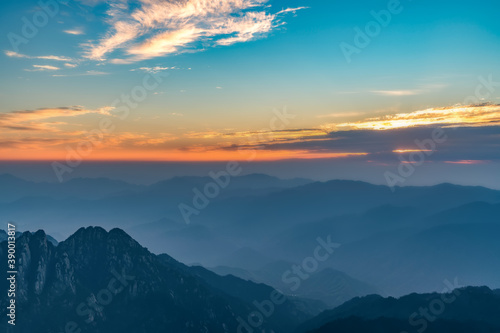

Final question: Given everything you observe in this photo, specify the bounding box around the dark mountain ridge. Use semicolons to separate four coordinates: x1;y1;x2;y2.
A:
0;227;313;333
299;286;500;333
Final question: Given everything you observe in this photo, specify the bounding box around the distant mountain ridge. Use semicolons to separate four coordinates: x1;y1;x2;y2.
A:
0;173;312;203
299;286;500;333
210;262;379;308
2;174;500;298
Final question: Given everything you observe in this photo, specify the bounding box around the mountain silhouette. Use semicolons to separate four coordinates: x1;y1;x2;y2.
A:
299;286;500;333
0;227;314;333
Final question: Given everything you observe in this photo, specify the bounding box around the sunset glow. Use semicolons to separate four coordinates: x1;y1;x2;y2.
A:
1;104;499;161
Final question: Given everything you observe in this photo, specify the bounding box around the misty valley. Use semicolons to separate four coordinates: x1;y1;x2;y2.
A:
1;173;499;332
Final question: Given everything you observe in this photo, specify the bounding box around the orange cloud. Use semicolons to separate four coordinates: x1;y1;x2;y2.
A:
444;160;490;165
2;104;499;162
185;128;326;142
323;104;500;131
393;149;432;153
0;147;366;162
0;106;113;132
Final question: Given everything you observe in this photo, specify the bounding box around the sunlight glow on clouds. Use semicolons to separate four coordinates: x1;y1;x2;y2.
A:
393;149;432;153
82;0;306;63
0;106;114;131
1;104;499;162
323;104;500;131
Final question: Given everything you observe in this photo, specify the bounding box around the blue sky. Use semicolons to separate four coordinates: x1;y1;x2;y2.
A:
2;0;499;112
0;0;499;171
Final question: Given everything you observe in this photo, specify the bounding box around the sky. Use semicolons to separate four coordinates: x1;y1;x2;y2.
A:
0;0;500;184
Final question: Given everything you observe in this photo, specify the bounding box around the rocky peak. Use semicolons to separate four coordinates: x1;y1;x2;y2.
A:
1;227;309;333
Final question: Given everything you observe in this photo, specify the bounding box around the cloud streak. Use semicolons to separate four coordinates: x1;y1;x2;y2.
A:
52;70;110;77
63;28;85;35
25;65;61;71
5;51;73;62
370;90;422;96
131;66;177;73
0;106;113;131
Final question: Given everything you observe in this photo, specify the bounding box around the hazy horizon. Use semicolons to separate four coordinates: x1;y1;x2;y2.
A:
1;160;500;190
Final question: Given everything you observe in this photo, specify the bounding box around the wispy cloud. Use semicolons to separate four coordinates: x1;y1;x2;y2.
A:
275;7;309;15
369;83;448;97
131;66;176;73
52;70;110;77
0;138;70;149
370;90;422;96
25;65;61;71
317;112;366;119
393;149;432;153
85;70;109;75
82;0;307;63
63;28;85;35
5;51;73;62
184;128;328;152
0;106;113;131
104;132;179;148
444;160;490;165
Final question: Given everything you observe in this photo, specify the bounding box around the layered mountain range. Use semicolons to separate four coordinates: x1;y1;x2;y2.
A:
300;286;500;333
1;228;499;332
1;173;500;315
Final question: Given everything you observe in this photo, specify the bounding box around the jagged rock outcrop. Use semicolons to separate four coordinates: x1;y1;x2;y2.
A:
0;227;310;333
